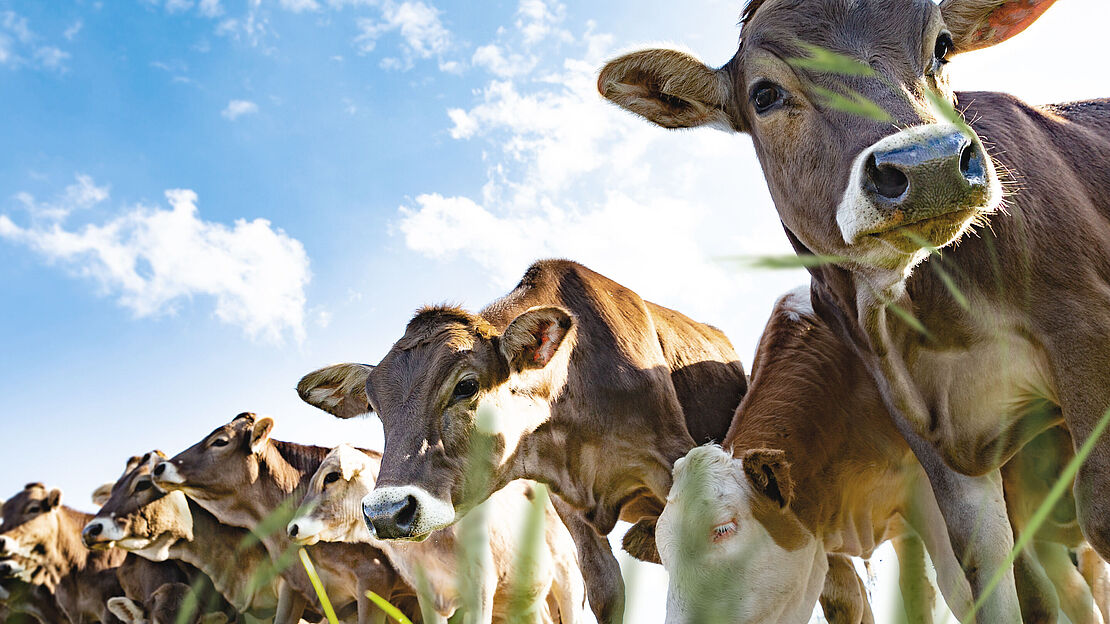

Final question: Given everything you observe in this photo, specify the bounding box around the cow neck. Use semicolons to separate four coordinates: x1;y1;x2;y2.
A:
172;499;275;614
252;439;328;514
722;311;905;541
46;507;95;577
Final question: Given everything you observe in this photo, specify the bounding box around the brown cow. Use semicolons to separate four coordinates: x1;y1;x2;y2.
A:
643;287;1110;623
287;444;587;623
649;288;973;623
598;0;1110;619
296;259;748;623
107;584;229;624
83;452;248;624
152;413;413;624
0;483;128;623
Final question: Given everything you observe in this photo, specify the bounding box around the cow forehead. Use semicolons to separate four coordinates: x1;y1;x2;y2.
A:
743;0;936;35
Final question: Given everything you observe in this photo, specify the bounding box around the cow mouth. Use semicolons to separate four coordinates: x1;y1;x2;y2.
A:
866;207;982;251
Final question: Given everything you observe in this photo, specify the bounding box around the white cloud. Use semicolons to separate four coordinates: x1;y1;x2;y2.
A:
471;43;534;78
221;99;258;120
198;0;223;17
515;0;570;44
0;178;311;343
63;20;83;41
0;10;70;71
354;0;451;68
164;0;195;13
398;24;803;358
279;0;321;13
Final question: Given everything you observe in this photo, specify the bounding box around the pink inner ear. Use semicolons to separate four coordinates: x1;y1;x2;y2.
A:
532;322;558;365
979;0;1055;42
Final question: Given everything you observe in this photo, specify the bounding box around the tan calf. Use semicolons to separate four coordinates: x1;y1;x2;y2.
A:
0;483;127;624
153;413;413;624
83;450;283;620
288;444;586;623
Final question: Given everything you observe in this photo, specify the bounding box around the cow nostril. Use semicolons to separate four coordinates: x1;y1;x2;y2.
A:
959;140;985;182
396;495;418;530
289;524;299;538
87;523;102;537
153;463;166;477
865;154;909;200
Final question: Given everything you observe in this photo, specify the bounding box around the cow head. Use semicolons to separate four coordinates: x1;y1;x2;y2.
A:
600;0;1057;275
0;484;65;567
287;444;380;546
83;451;193;558
152;412;273;505
298;304;576;540
655;445;823;623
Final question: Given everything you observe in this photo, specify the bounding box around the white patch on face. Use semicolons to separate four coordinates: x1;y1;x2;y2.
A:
85;517;127;544
152;462;186;487
362;485;456;539
477;389;553;469
657;445;822;624
836;122;1001;248
287;515;326;546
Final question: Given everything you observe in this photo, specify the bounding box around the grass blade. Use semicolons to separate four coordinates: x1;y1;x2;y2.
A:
810;84;892;122
298;547;339;624
964;407;1110;621
507;483;549;619
365;590;414;624
787;42;876;77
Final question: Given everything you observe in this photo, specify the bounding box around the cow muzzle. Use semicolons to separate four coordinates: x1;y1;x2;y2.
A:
287;515;324;546
0;536;16;558
838;123;999;251
81;518;121;549
151;461;186;488
362;486;454;541
0;558;24;579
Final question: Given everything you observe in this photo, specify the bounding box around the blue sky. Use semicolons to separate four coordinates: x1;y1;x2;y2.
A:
2;1;1109;621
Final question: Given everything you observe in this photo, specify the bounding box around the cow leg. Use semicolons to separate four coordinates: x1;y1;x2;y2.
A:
1078;544;1110;624
1013;540;1060;624
900;429;1022;623
274;582;308;624
895;531;936;624
1035;541;1101;624
355;590;387;624
819;553;872;624
550;496;624;624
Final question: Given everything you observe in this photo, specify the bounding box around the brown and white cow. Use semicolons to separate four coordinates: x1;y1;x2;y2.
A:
296;259;749;622
83;451;267;622
107;583;229;624
0;483;128;623
598;0;1110;619
152;413;414;624
287;444;587;623
647;288;972;623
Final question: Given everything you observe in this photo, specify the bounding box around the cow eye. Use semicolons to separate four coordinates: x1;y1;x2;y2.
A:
211;438;229;448
323;472;341;485
934;32;953;64
25;504;40;515
452;379;479;400
134;480;152;493
750;81;782;114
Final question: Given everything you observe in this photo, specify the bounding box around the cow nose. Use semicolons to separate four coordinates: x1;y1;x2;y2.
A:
288;523;299;538
364;494;419;540
0;561;12;578
0;536;10;554
862;128;987;209
82;522;103;546
153;462;166;477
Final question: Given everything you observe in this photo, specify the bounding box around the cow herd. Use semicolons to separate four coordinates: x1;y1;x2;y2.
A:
4;0;1110;622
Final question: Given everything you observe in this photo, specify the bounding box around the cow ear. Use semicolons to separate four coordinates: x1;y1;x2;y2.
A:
297;363;374;419
249;417;275;455
335;445;365;482
107;597;145;623
599;48;738;131
622;516;661;564
940;0;1057;54
44;488;63;511
741;449;793;508
500;307;575;373
91;483;113;507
